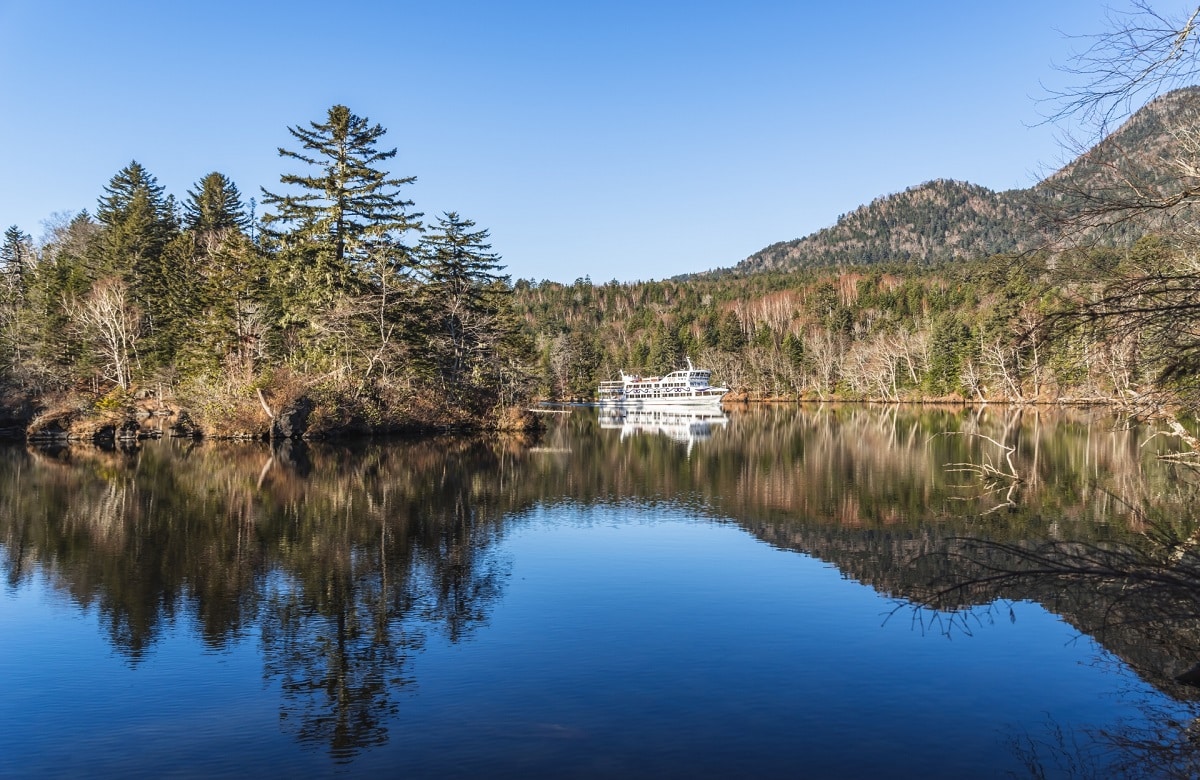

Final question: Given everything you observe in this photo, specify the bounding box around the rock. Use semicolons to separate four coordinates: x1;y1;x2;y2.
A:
271;396;314;440
1176;662;1200;687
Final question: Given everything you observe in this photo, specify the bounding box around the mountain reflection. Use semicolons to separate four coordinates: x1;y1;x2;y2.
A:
1;405;1196;761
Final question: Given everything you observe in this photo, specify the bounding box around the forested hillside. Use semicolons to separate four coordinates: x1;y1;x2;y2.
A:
512;246;1152;404
739;180;1037;272
733;87;1200;274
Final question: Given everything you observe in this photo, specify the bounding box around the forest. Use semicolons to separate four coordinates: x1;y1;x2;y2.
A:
1;91;1199;443
517;239;1196;421
0;105;536;439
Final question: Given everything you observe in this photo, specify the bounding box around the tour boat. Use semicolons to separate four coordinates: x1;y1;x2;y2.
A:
596;358;729;407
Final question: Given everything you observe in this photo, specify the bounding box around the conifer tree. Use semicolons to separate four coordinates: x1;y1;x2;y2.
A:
647;321;683;375
184;172;250;235
95;161;176;277
261;105;422;291
419;212;510;385
0;226;34;373
93;161;180;374
1;226;33;289
27;213;100;384
718;311;746;352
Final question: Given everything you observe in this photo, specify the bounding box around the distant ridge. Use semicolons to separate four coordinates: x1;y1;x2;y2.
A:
727;86;1200;275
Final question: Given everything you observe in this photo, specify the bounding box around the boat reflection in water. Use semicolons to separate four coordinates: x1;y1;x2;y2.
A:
598;407;729;447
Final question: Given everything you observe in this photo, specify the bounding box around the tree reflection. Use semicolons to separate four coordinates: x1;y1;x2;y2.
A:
904;430;1200;777
260;548;417;758
0;435;520;758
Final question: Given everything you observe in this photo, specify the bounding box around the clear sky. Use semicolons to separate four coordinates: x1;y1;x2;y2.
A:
0;1;1185;282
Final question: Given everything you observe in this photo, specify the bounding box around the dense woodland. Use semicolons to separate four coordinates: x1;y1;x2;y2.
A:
0;106;536;437
517;238;1197;419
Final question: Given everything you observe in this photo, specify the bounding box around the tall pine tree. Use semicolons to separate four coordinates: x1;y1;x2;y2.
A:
92;161;180;373
184;172;250;236
419;212;510;387
94;161;176;278
261;105;421;293
0;226;34;373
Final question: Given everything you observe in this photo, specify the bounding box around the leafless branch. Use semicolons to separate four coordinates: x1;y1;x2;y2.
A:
1043;2;1200;135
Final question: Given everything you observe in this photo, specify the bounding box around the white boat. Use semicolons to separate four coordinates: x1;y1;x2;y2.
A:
596;358;729;407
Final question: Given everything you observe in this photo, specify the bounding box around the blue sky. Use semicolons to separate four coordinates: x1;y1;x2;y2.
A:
0;1;1184;282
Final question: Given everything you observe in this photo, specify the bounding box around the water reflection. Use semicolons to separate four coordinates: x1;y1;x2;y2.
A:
1;405;1197;770
1;436;523;758
598;407;728;447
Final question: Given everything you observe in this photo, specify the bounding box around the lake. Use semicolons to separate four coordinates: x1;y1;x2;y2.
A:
2;404;1198;778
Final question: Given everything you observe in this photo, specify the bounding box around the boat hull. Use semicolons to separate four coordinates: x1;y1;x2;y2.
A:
596;394;727;408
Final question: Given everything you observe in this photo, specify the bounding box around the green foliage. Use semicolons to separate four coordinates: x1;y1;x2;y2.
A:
184;172;250;234
420;212;513;389
93;386;130;414
925;313;971;396
0;105;544;428
717;312;746;352
93;161;177;281
90;161;181;372
647;321;683;374
261;105;421;272
6;96;1199;423
782;331;804;369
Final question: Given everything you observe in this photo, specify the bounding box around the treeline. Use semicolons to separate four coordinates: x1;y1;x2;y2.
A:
515;236;1194;412
0;105;535;436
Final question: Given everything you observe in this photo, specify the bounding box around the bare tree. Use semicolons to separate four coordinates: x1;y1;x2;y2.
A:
1044;2;1200;134
1038;4;1200;446
69;278;141;390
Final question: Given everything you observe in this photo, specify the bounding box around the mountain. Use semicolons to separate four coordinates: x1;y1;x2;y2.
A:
731;86;1200;274
739;179;1039;273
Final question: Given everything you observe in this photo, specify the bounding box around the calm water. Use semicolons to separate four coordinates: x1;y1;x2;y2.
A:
2;405;1198;778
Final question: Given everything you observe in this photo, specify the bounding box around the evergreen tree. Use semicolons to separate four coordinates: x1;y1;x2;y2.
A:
261;104;421;293
92;162;180;373
420;212;510;386
565;330;599;398
925;312;970;396
28;213;100;383
646;321;683;374
782;330;805;370
1;226;33;290
184;172;250;235
94;161;176;279
717;311;746;352
0;226;34;373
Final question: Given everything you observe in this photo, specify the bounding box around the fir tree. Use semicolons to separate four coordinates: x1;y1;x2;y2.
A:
94;161;176;277
646;321;683;374
261;104;422;291
184;172;250;235
717;311;746;352
93;161;180;372
29;213;99;382
0;226;34;372
0;226;33;293
782;330;804;369
419;212;510;385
